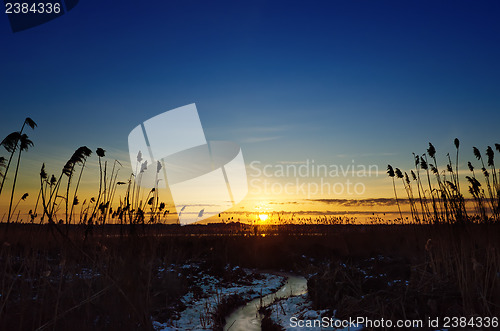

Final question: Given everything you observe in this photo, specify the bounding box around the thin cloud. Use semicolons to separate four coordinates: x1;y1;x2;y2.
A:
235;124;292;144
240;136;283;144
236;125;293;133
309;198;408;207
336;152;396;158
222;210;399;216
308;198;477;207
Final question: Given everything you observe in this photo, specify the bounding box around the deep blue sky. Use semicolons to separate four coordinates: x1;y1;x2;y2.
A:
1;0;500;198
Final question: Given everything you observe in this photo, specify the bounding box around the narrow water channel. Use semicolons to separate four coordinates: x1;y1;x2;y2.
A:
223;274;307;331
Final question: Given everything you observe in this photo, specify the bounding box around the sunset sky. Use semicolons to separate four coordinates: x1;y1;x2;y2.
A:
1;1;499;221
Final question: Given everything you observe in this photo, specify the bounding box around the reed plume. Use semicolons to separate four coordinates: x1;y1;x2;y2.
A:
412;153;429;223
486;146;499;216
387;165;403;221
421;154;439;223
10;192;28;222
0;118;36;197
454;138;460;192
91;148;106;223
473;146;496;218
65;147;92;226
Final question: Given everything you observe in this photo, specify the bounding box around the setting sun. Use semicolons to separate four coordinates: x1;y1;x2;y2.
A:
258;214;269;221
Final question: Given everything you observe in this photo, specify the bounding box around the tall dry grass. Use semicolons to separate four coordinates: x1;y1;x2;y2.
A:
381;139;500;325
388;139;500;224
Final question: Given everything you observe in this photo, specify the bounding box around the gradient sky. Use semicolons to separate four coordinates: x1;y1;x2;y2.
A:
1;1;500;218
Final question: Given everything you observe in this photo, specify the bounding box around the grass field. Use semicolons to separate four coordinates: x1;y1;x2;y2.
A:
0;222;498;330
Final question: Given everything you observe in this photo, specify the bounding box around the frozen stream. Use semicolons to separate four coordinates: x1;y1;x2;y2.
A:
223;274;307;331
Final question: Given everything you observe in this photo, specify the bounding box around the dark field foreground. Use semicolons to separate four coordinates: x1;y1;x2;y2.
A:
0;223;498;330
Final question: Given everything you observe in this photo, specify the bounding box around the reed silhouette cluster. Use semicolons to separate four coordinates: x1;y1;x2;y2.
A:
0;118;174;231
0;117;36;226
388;139;500;224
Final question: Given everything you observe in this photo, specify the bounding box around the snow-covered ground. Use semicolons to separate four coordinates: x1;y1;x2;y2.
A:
266;293;448;331
266;294;363;331
152;264;284;330
153;258;448;331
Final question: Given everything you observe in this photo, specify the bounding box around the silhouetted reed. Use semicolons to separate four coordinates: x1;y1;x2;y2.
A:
387;165;403;221
6;133;33;225
65;146;92;226
0;157;6;180
388;139;500;224
0;117;36;198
